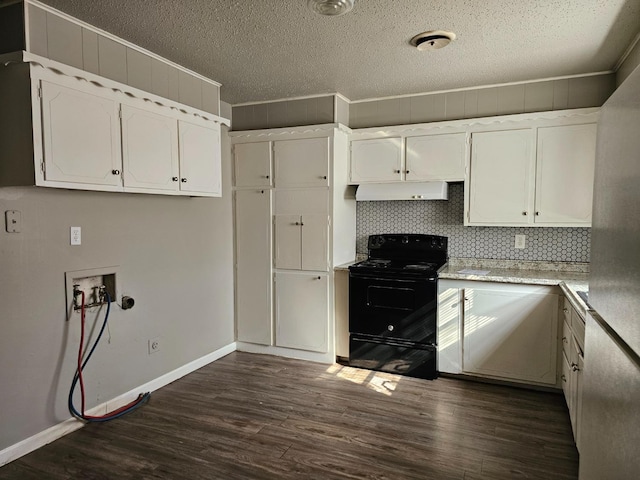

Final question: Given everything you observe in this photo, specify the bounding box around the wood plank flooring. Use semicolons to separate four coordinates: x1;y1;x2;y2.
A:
0;352;578;479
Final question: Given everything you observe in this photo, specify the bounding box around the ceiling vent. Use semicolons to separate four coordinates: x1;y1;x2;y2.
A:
308;0;355;16
410;30;456;51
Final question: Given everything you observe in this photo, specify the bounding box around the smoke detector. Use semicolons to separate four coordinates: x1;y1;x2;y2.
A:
410;30;456;51
308;0;355;16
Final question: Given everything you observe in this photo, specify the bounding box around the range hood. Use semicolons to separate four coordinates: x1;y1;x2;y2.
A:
355;182;448;201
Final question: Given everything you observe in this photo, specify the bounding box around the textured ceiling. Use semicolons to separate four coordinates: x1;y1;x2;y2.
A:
37;0;640;104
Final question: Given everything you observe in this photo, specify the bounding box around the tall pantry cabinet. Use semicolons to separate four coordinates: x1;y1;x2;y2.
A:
230;125;355;363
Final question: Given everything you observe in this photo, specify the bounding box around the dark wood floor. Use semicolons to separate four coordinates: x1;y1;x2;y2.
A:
0;352;578;479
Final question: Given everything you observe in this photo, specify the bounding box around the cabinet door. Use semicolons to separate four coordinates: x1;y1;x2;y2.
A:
468;129;535;224
274;214;302;269
274;138;329;187
235;189;272;345
437;284;462;374
350;138;402;183
41;81;121;186
275;271;328;352
234;142;272;187
463;287;558;384
178;119;221;196
121;104;179;191
301;214;329;271
406;133;466;181
534;124;597;225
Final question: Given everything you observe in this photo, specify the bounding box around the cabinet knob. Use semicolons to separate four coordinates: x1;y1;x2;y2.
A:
387;325;394;331
265;175;270;179
535;211;540;216
571;363;580;372
562;336;568;343
522;211;528;216
405;170;410;174
112;169;120;175
561;374;567;382
394;169;401;174
181;178;187;183
295;222;300;226
563;308;569;313
321;175;327;180
260;190;265;194
316;276;321;280
172;176;179;182
300;222;304;226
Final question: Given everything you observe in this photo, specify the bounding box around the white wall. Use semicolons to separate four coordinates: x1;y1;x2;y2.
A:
0;128;235;452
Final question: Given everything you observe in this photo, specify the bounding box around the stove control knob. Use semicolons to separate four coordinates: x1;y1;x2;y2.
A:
387;325;394;332
402;236;409;244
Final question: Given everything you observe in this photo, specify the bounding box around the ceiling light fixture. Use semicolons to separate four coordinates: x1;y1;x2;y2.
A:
410;30;456;51
307;0;355;17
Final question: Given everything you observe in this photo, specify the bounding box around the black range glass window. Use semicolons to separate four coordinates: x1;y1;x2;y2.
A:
367;286;416;311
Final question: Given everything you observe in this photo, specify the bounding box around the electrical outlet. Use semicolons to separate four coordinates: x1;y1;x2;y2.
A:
148;337;161;354
70;226;81;245
515;234;526;249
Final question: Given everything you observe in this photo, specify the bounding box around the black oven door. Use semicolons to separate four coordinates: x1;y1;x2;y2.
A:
349;272;437;346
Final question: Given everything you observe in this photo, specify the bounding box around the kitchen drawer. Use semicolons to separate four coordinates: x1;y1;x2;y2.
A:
563;296;572;324
562;319;571;359
572;308;586;351
561;350;571;400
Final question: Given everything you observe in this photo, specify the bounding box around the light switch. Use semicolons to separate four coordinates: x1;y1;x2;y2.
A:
514;234;526;249
5;210;21;233
70;226;81;245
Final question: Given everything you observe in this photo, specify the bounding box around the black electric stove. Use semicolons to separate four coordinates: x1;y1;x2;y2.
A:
348;234;448;380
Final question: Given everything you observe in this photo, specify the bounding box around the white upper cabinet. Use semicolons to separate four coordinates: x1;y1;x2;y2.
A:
121;103;179;192
350;138;403;183
41;80;121;187
274;137;330;188
0;53;227;196
466;120;597;226
405;133;466;181
234;142;272;187
534;124;597;225
177;119;222;196
468;129;535;225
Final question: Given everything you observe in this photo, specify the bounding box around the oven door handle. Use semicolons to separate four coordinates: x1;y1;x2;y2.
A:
349;273;436;282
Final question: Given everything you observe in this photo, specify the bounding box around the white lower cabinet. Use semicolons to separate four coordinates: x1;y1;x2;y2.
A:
561;296;586;450
275;272;329;353
438;280;559;386
234;189;272;345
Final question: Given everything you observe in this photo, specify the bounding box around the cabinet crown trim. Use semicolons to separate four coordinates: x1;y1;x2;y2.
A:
229;123;350;139
349;108;599;139
19;51;230;127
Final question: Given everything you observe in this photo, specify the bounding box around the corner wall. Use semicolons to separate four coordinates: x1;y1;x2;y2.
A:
0;128;235;452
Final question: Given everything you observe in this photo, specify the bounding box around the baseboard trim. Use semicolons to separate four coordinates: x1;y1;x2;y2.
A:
0;342;237;467
236;341;334;364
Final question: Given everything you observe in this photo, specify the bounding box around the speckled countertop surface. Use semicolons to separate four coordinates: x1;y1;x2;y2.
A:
441;258;591;317
336;257;591;316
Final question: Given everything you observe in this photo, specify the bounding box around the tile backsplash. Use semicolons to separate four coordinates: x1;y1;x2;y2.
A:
356;183;590;263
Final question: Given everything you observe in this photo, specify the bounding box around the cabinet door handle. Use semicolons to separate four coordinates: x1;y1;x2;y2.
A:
571;363;580;372
316;276;321;280
265;175;270;179
260;190;265;194
561;374;567;382
562;336;568;343
394;169;401;174
112;169;120;175
321;175;327;179
181;178;187;183
295;222;300;226
535;211;540;216
172;176;179;182
405;170;410;174
522;211;528;216
300;222;304;226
